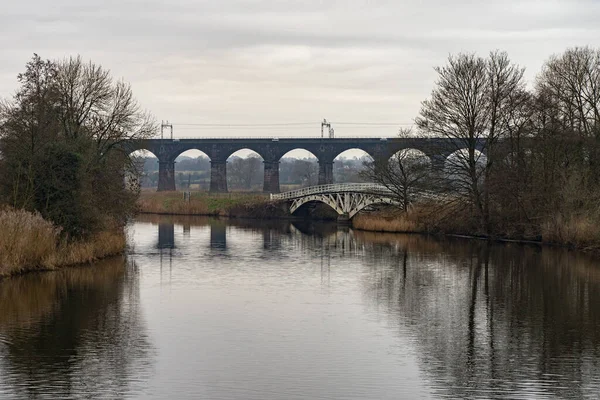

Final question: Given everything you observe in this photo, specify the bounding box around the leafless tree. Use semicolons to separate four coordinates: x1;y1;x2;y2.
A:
416;52;526;233
536;47;600;139
292;159;318;187
227;155;264;191
55;56;155;157
361;129;432;212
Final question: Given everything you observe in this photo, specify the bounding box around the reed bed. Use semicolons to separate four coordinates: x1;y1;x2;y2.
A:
541;213;600;250
137;191;287;218
0;208;126;277
351;204;433;233
138;191;265;214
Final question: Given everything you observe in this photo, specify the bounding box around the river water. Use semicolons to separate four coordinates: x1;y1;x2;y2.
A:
1;215;599;399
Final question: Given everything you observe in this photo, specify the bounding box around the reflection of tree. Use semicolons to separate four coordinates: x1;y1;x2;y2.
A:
355;232;600;398
0;257;153;399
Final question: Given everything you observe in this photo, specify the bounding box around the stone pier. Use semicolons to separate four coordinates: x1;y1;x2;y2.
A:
210;160;228;193
318;161;334;185
263;161;280;193
158;161;176;191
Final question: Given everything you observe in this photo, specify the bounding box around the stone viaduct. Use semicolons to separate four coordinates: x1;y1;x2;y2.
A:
123;137;485;193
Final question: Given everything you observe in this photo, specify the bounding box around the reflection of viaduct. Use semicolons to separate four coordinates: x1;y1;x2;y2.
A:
124;137;485;193
155;219;344;251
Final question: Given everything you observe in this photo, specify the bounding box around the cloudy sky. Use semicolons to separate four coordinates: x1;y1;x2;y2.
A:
2;0;599;140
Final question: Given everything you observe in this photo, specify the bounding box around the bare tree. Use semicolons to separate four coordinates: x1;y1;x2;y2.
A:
416;52;526;234
536;47;600;139
361;128;432;212
227;156;264;191
55;56;155;157
292;159;318;187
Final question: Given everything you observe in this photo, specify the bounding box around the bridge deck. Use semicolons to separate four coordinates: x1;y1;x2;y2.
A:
270;183;392;201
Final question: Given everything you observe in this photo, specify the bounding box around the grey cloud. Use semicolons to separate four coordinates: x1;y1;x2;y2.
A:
1;0;599;137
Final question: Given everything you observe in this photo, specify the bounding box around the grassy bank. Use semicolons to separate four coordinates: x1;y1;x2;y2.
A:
353;202;600;251
0;208;126;278
137;190;290;219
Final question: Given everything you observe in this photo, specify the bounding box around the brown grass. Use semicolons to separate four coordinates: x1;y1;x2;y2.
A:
138;191;266;215
541;213;600;249
354;202;600;252
0;208;126;278
352;204;434;233
137;191;287;218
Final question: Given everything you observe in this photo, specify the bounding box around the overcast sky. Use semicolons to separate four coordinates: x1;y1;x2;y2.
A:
2;0;600;141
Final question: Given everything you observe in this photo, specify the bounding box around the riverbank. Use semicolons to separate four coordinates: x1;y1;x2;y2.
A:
138;191;600;252
0;208;126;278
137;191;291;218
351;203;600;252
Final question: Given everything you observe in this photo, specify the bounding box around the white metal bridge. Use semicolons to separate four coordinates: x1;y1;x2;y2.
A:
270;183;398;219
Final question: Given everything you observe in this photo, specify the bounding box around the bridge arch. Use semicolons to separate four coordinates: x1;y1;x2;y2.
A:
171;147;212;162
274;184;398;221
278;149;319;191
389;148;431;163
332;147;376;161
290;194;395;220
386;148;433;175
444;149;487;188
175;149;211;190
333;149;373;183
227;149;264;191
128;149;159;190
444;149;487;170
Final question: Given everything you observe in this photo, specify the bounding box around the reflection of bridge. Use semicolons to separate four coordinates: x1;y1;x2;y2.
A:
271;183;397;221
124;137;486;193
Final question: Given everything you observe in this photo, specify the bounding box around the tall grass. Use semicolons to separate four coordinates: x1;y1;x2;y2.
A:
353;202;600;252
352;212;419;233
541;213;600;249
0;208;126;277
351;204;437;233
137;191;284;218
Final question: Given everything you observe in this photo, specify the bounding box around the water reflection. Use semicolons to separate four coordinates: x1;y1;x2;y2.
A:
141;216;600;398
355;231;600;399
138;214;600;398
0;257;153;400
158;223;175;249
210;220;228;250
2;216;599;399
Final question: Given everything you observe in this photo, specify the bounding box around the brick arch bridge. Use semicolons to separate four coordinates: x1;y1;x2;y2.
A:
123;137;486;193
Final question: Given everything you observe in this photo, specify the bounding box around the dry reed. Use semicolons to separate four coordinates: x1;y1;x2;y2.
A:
352;206;427;233
0;208;126;277
541;213;600;249
137;191;276;217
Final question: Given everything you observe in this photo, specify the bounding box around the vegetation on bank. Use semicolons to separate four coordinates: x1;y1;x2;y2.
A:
137;190;290;219
0;208;126;277
358;46;600;251
353;203;600;251
0;55;152;277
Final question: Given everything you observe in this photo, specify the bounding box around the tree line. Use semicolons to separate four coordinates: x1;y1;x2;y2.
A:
0;55;154;238
2;47;599;244
365;47;600;243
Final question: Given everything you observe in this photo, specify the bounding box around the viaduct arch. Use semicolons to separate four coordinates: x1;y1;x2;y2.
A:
122;137;486;193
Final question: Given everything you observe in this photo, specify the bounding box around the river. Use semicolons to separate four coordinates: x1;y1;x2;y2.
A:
1;215;599;399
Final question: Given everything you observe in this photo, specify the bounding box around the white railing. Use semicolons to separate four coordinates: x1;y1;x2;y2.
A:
270;183;393;200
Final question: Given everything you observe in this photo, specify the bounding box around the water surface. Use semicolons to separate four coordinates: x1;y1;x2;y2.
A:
1;215;599;399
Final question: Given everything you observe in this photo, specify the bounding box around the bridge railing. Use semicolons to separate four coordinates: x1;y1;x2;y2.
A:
270;183;393;200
